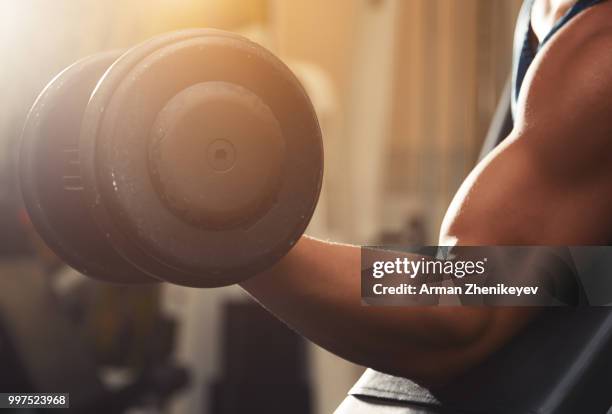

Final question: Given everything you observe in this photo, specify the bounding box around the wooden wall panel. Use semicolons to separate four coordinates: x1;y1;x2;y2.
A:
386;0;522;241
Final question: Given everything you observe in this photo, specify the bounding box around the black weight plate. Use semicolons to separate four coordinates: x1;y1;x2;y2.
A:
80;29;323;287
19;51;157;284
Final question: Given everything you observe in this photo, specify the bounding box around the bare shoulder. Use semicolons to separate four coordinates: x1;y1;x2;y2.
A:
519;2;612;118
514;3;612;173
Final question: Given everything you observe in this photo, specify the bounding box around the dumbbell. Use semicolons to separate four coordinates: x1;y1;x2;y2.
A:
19;29;323;287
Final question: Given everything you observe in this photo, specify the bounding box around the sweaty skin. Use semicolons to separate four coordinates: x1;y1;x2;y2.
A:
241;0;612;388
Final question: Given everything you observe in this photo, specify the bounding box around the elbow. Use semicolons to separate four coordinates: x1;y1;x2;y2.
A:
392;308;533;389
381;309;505;388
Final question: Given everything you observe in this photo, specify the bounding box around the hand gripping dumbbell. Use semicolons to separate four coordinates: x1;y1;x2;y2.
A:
19;29;323;287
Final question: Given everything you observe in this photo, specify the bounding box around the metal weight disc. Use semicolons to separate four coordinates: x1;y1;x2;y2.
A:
19;51;157;283
79;29;323;287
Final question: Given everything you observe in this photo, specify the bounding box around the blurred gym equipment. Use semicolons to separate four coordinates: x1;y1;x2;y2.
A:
19;29;323;288
209;300;311;414
0;260;188;413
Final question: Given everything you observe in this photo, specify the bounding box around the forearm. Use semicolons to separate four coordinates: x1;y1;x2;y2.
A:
240;236;526;386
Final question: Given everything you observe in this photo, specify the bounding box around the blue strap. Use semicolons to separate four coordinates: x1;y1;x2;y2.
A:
539;0;603;48
511;0;604;121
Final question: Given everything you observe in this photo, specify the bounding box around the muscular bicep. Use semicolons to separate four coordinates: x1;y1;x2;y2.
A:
434;39;612;366
440;129;612;246
442;28;612;247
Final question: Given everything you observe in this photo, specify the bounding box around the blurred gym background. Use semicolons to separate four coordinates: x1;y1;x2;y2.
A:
0;0;521;413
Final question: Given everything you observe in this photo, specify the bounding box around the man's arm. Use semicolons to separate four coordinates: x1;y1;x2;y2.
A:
242;239;533;387
242;19;612;388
